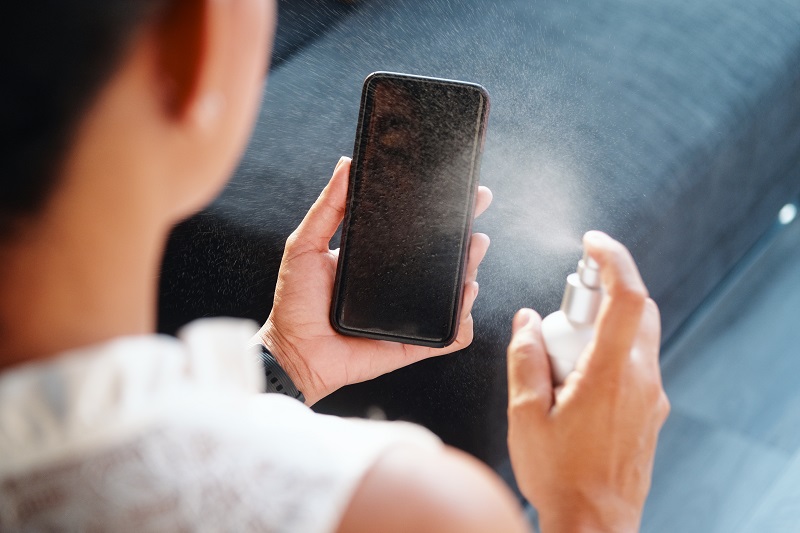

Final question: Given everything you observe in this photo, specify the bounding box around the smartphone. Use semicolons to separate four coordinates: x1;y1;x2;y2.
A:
331;72;490;348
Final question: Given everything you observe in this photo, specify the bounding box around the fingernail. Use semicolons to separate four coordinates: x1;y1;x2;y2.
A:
335;156;348;170
512;309;533;332
583;230;608;247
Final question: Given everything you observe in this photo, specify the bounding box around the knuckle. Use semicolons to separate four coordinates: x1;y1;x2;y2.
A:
508;392;543;418
658;393;671;418
285;231;301;251
469;281;479;299
507;337;540;359
622;283;648;302
643;298;661;321
645;379;664;405
633;362;664;404
615;284;648;309
640;372;664;405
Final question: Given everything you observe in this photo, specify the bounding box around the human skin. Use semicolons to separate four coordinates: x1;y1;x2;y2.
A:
257;156;493;405
0;0;667;531
507;231;671;532
0;0;273;368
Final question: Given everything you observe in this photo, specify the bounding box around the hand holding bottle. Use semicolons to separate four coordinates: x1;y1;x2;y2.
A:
506;231;670;533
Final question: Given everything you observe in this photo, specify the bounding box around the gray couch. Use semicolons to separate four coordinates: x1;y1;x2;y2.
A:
159;0;800;489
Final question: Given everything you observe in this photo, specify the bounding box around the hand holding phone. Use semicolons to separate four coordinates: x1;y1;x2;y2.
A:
256;157;492;405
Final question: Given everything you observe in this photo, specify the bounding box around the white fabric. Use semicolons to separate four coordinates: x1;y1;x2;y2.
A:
0;319;441;532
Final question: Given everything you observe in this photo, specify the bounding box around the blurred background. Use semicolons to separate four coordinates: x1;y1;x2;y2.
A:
158;1;800;530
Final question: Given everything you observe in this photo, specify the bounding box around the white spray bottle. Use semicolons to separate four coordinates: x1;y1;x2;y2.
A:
541;250;603;385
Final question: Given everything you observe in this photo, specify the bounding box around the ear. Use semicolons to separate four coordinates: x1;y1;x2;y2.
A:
145;0;274;219
153;0;273;133
155;0;209;120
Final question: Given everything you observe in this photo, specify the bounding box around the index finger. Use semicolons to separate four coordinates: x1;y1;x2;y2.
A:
473;186;493;219
583;231;648;366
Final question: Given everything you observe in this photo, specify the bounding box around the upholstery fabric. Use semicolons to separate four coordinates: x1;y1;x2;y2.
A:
159;0;800;467
271;0;356;68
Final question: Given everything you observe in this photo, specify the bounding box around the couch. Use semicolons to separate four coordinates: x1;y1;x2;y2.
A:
159;0;800;492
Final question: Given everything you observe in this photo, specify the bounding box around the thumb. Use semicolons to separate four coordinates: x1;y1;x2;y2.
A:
507;309;554;421
292;157;351;252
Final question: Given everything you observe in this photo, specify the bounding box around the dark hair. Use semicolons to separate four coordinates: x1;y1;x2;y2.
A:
0;1;166;241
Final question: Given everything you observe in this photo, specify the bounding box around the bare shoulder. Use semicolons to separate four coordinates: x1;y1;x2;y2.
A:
336;444;532;533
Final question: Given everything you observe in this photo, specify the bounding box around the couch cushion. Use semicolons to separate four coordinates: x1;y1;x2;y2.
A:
271;0;359;68
159;0;800;468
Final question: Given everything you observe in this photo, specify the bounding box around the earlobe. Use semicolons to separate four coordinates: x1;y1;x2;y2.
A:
190;91;226;132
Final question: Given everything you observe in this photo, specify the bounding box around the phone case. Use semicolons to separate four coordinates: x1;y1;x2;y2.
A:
331;72;490;348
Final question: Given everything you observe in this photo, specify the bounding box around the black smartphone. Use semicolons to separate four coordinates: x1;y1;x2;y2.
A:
331;72;490;348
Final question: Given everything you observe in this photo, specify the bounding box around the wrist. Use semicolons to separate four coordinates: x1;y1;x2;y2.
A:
535;490;641;533
258;318;318;405
257;345;306;402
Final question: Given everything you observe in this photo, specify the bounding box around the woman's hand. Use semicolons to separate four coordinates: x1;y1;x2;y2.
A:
506;231;670;533
257;157;492;405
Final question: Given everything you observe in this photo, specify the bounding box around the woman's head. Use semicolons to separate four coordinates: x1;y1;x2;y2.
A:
0;0;276;242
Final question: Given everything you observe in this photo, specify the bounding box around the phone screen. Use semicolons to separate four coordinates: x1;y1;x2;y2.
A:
332;73;489;346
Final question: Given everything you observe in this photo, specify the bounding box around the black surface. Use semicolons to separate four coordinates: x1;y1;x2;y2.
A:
159;0;800;468
271;0;358;69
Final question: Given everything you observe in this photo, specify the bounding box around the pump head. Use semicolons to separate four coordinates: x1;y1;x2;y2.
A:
560;251;602;325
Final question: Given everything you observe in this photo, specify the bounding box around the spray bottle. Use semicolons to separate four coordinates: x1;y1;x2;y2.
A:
541;250;603;385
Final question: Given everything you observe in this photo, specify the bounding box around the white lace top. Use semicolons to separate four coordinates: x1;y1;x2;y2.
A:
0;319;441;532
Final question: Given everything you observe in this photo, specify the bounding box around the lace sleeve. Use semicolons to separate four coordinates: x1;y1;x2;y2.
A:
1;395;441;533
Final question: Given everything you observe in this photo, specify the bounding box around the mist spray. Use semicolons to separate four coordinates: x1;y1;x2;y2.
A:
541;251;602;385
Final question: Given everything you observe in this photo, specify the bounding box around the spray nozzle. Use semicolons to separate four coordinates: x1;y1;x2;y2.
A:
577;252;600;289
560;249;603;325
